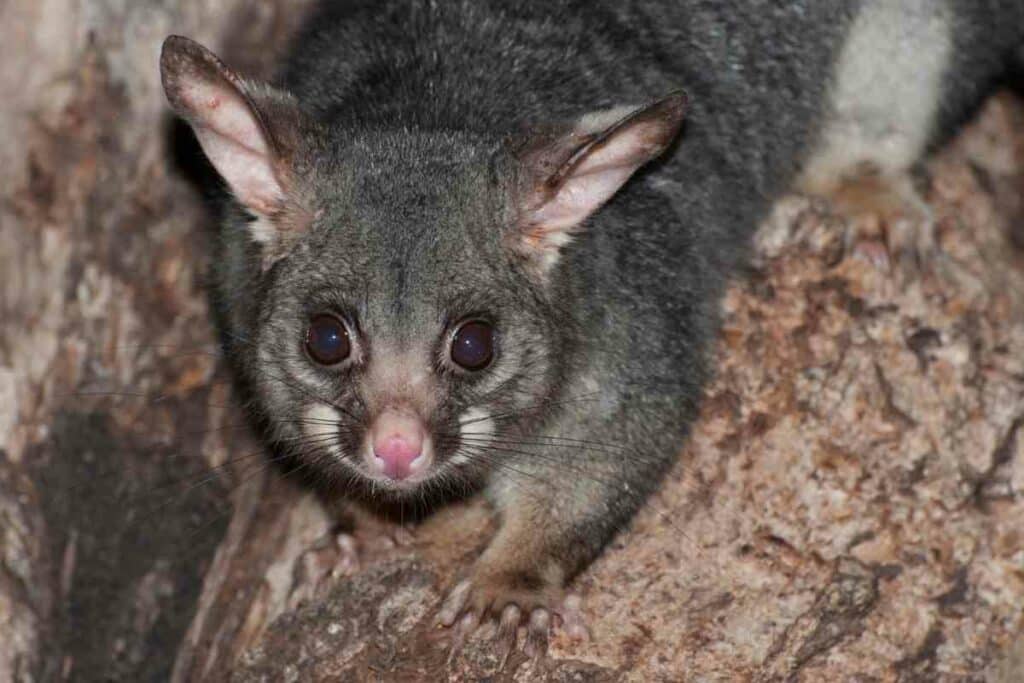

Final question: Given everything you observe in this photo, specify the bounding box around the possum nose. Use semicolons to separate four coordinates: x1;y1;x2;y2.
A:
371;411;426;480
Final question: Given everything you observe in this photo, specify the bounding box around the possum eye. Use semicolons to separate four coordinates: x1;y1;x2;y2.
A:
450;321;494;371
305;314;351;365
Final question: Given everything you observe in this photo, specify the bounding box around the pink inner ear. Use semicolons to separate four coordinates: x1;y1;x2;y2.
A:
525;119;668;234
178;78;284;216
528;166;636;232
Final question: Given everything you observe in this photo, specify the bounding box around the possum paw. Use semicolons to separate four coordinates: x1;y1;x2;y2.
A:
436;569;587;668
802;166;953;282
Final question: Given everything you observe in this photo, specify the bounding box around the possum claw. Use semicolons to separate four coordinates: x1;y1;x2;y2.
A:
523;607;552;658
438;573;585;668
445;611;479;665
437;578;472;627
495;604;521;668
560;593;591;642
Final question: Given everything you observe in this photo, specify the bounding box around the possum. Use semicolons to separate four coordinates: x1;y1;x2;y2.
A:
159;0;1024;657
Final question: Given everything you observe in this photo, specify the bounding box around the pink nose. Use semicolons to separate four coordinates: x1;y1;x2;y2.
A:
371;412;425;480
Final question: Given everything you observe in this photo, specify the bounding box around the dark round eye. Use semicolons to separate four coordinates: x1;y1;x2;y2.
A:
450;320;494;371
305;314;351;365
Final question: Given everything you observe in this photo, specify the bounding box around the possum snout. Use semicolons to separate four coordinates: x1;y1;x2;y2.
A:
366;407;433;481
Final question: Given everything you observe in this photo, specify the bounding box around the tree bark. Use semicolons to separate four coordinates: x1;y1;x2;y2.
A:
2;2;1024;681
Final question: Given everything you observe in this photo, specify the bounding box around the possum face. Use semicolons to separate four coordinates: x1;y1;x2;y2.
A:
160;36;685;496
248;130;566;493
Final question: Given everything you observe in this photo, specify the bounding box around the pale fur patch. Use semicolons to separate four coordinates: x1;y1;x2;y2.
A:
303;403;342;458
248;215;277;245
451;407;496;465
799;0;952;192
576;105;638;134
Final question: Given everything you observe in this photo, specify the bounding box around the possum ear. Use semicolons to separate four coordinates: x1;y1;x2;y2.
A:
510;92;687;277
160;35;304;221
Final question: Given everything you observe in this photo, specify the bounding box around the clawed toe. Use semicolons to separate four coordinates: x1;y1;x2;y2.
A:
495;604;522;667
437;579;472;627
559;593;590;642
523;607;551;658
437;580;584;669
803;167;962;285
334;532;360;575
445;611;479;665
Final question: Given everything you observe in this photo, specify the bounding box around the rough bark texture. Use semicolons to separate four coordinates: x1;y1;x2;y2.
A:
3;2;1024;681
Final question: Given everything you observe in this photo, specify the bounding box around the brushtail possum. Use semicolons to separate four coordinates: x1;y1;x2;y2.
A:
160;0;1024;654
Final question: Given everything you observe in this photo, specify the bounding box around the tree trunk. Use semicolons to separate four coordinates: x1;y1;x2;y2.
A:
2;2;1024;681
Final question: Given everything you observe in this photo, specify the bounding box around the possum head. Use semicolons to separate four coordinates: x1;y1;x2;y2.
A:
161;35;686;495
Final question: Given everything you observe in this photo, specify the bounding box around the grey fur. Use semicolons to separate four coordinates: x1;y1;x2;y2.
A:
163;0;1024;610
